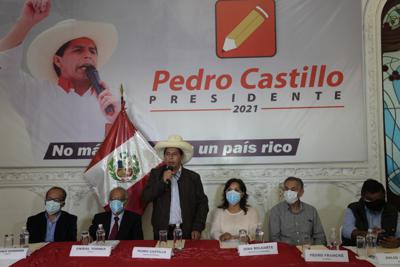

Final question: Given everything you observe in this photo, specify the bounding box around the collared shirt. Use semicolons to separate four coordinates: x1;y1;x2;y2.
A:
109;211;124;238
169;167;182;225
58;76;94;96
45;212;61;242
342;207;400;239
0;44;108;161
0;44;156;165
269;201;327;245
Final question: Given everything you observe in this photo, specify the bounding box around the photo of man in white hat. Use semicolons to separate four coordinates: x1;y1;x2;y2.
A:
0;0;120;164
142;135;209;240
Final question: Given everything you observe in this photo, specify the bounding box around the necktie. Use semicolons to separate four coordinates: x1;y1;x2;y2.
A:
108;216;119;240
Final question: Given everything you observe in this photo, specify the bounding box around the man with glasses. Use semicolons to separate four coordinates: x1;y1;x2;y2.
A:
26;186;77;243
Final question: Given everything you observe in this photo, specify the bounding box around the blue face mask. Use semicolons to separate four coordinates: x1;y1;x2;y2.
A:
45;200;61;215
110;200;124;214
226;190;241;206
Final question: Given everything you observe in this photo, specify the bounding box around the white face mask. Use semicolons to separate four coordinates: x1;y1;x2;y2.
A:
45;200;61;215
284;190;298;204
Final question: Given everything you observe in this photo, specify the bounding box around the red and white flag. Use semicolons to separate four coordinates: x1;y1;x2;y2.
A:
84;101;162;215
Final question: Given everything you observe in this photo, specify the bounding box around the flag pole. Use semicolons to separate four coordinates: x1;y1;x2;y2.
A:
120;83;125;110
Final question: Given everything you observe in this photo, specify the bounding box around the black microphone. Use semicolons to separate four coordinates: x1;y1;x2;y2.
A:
165;165;174;171
164;165;174;187
84;65;115;114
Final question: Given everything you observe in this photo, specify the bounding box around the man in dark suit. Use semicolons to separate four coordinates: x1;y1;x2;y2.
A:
89;187;143;240
142;135;209;240
27;186;77;243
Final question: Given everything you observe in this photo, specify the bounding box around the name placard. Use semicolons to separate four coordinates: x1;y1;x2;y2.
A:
132;247;172;259
376;253;400;265
0;248;28;259
238;242;278;256
304;250;349;262
69;245;111;257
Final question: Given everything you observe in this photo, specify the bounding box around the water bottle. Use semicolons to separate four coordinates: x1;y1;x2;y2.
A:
255;223;264;243
9;234;14;248
96;224;106;245
3;234;14;248
365;229;377;258
173;224;183;250
329;227;339;250
19;226;30;248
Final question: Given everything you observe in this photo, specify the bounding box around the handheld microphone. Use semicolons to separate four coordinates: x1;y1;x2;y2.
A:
165;165;174;171
164;165;174;187
84;65;115;114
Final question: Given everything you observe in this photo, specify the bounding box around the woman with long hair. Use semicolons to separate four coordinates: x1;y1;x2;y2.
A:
210;178;259;241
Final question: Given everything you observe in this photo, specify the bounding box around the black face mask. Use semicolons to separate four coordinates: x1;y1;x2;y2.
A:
364;198;386;211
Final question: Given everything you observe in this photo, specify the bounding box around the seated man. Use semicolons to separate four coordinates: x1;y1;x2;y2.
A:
27;186;77;243
89;187;143;240
269;177;327;245
342;179;400;247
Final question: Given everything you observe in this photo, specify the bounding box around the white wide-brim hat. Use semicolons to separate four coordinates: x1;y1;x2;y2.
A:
154;135;194;164
26;19;118;83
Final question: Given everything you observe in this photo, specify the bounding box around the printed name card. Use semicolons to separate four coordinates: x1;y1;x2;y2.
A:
238;242;278;256
304;250;349;262
69;245;111;257
376;253;400;265
0;248;28;259
132;247;172;259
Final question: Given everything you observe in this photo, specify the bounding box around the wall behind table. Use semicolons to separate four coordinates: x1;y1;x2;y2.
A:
0;0;387;241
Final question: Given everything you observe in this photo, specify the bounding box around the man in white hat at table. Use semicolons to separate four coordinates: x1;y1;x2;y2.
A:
0;0;120;160
142;135;209;240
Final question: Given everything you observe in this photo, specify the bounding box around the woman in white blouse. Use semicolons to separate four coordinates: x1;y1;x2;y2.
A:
210;178;259;241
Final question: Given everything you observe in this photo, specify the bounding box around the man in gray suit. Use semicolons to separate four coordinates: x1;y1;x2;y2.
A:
142;135;209;240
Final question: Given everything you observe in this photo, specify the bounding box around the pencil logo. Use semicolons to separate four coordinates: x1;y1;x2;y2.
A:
223;6;269;52
216;0;276;58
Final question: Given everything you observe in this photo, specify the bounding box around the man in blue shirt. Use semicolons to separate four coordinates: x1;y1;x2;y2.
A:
26;186;77;243
342;179;400;248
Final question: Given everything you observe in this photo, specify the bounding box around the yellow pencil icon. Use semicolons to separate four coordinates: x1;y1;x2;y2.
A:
223;6;269;52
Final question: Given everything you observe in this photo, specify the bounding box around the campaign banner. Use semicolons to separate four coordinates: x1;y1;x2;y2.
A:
0;0;365;166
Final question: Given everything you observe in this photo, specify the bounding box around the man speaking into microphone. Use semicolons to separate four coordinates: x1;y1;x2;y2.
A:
0;0;120;163
142;135;209;240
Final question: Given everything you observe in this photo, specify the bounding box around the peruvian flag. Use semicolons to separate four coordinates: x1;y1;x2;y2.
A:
84;101;162;215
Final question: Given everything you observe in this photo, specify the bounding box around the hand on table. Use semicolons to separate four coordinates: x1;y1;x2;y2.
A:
191;230;201;240
380;236;400;248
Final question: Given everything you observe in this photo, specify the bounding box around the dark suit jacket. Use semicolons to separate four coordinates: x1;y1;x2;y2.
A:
89;210;143;240
26;211;77;243
142;166;209;239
